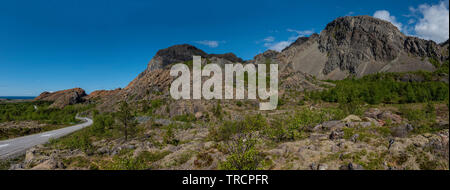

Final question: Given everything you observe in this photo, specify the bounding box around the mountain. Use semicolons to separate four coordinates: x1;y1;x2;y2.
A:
91;44;258;112
36;16;449;112
274;16;448;80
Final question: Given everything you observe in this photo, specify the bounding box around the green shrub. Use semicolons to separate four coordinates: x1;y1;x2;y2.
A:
163;125;179;145
212;101;223;119
263;117;293;142
210;114;267;141
140;99;164;115
49;130;93;152
136;150;171;163
108;156;147;170
0;101;93;124
90;113;115;137
173;114;196;122
429;57;441;68
219;134;262;170
309;72;449;105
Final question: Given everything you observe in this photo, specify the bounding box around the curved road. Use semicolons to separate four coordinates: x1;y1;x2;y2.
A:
0;116;93;159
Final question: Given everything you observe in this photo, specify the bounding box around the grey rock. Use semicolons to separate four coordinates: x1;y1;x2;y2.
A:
318;164;328;170
318;16;445;75
351;134;360;142
96;147;109;155
136;116;151;124
9;163;25;170
320;120;346;131
329;130;344;140
154;118;172;126
340;162;365;170
392;124;414;138
125;145;135;150
207;53;244;63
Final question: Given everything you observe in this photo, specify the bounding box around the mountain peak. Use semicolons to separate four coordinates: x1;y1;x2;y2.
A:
326;15;401;33
147;44;245;71
208;53;244;63
147;44;208;71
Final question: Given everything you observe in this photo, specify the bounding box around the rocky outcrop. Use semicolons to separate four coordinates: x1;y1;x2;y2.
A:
147;44;208;71
34;88;86;108
208;53;244;63
253;50;280;66
146;44;246;72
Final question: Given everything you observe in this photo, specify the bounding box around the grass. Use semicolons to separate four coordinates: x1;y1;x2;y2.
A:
166;151;194;167
0;155;25;170
97;150;171;170
0;101;94;124
137;150;171;163
209;114;267;141
48;129;93;152
172;114;196;122
0;101;94;140
194;151;214;168
0;123;69;140
62;156;91;168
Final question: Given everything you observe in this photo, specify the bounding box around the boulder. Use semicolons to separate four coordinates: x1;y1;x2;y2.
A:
329;130;344;140
391;124;414;138
364;108;383;119
378;111;403;124
318;164;328;170
31;158;65;170
314;120;345;131
342;115;362;123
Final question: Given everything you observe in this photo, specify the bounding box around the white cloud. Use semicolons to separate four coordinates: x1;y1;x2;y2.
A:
266;41;292;52
194;40;221;48
263;36;275;42
263;29;314;52
286;29;314;37
377;1;449;43
413;1;449;43
373;10;403;31
346;11;355;16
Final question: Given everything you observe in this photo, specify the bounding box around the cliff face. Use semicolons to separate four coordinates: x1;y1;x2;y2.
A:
278;16;448;80
34;88;86;108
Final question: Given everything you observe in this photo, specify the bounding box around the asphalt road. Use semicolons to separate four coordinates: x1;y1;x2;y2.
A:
0;116;93;159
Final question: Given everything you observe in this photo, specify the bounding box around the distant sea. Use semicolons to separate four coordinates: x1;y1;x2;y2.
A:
0;96;36;100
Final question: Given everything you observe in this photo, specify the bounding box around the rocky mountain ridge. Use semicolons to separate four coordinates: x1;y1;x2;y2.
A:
35;15;449;109
275;16;448;79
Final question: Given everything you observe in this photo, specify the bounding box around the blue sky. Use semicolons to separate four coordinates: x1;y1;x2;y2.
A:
0;0;448;96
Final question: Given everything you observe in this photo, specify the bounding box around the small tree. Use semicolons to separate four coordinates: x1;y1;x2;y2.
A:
117;101;137;141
